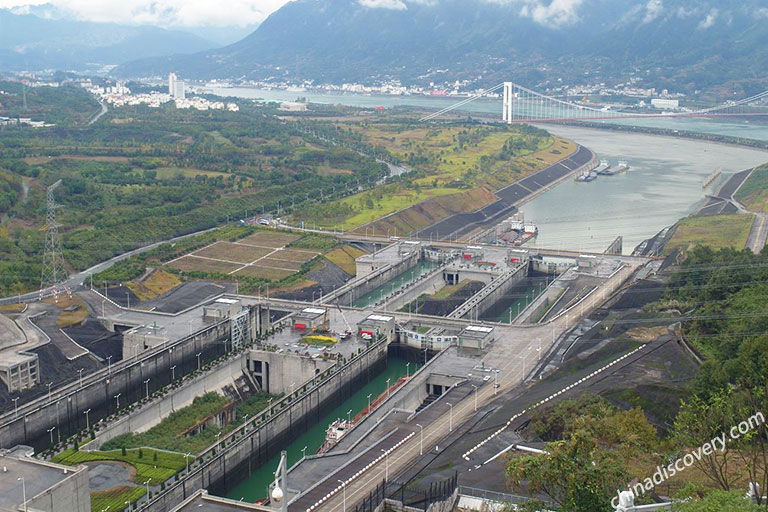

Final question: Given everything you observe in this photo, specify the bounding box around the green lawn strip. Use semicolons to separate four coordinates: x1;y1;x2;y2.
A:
734;163;768;213
53;448;186;485
91;485;146;512
99;391;276;455
664;213;753;254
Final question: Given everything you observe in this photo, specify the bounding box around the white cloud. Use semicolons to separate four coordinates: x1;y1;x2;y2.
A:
486;0;582;28
358;0;407;8
0;0;290;27
698;7;718;29
756;7;768;19
642;0;663;23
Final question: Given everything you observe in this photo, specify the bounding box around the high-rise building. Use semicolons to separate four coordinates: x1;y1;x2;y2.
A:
168;72;177;96
174;80;186;100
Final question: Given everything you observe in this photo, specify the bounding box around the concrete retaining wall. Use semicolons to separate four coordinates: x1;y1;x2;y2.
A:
142;340;389;512
330;251;419;307
0;316;233;451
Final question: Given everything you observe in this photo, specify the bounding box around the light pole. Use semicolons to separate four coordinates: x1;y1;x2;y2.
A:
406;362;410;378
338;479;347;512
302;446;307;459
386;378;391;398
381;449;389;482
185;453;192;474
471;384;478;411
47;382;53;402
448;403;453;432
367;393;372;414
196;352;202;370
346;409;352;425
84;408;91;431
12;397;19;418
144;378;150;399
494;369;500;395
78;368;84;388
106;355;112;376
114;393;121;410
47;426;56;446
170;365;176;381
416;424;423;455
18;477;27;512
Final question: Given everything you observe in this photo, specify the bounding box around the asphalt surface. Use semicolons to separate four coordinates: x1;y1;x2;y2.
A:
414;145;594;240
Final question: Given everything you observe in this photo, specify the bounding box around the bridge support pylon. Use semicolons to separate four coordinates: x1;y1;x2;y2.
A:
502;82;514;124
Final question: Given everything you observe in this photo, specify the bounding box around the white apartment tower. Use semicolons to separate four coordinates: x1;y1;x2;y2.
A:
168;72;177;96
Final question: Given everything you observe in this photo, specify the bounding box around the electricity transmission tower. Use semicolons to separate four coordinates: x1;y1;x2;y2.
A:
40;180;67;296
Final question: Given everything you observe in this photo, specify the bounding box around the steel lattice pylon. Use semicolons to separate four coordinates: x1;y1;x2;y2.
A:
40;180;67;295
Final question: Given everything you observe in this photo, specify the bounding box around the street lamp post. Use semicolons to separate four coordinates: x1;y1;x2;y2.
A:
338;480;347;512
367;393;372;414
12;397;19;418
302;446;307;459
144;379;150;399
196;352;202;370
346;409;352;425
448;403;453;432
406;362;410;378
47;426;56;446
185;453;191;474
18;477;27;512
170;365;176;381
381;449;389;482
416;424;423;455
84;408;91;432
106;355;112;376
386;378;391;398
114;393;121;410
47;382;53;403
471;385;478;411
78;368;84;388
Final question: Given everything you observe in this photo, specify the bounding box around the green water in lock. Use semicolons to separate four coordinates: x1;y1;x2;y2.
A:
226;355;413;502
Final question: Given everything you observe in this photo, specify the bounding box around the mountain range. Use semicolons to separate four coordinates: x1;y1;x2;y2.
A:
112;0;768;96
0;8;220;72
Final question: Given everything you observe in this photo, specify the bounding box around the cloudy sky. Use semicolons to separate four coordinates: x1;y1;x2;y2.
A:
0;0;292;27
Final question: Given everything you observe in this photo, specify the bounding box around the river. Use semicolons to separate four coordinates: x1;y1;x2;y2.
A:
208;86;768;142
522;126;768;253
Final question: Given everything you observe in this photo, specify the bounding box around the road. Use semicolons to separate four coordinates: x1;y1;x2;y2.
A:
746;213;768;253
87;101;108;125
0;226;220;305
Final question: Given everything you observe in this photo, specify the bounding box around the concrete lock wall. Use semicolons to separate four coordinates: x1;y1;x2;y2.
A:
383;264;448;312
451;264;527;320
27;461;91;512
142;340;389;512
89;355;248;449
332;251;419;307
0;317;232;451
247;350;335;395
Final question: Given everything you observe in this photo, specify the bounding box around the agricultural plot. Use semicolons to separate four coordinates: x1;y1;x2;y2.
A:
193;242;273;263
240;231;301;248
165;231;320;281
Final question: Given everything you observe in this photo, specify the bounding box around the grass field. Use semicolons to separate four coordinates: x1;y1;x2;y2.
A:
325;245;366;275
50;296;89;328
91;485;146;512
735;164;768;213
193;242;273;263
290;124;576;233
127;269;181;301
665;213;754;254
53;447;188;485
168;256;242;274
240;231;301;248
0;303;25;313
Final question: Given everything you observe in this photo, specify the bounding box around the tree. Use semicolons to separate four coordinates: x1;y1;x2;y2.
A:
506;431;629;512
672;490;754;512
673;391;735;491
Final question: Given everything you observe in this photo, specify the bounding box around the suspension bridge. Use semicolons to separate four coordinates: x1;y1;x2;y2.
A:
419;81;768;123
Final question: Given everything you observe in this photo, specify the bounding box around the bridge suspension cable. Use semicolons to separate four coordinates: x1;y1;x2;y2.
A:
419;81;768;123
419;83;505;121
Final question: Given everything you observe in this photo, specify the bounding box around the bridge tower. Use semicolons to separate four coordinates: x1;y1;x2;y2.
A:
502;82;514;124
